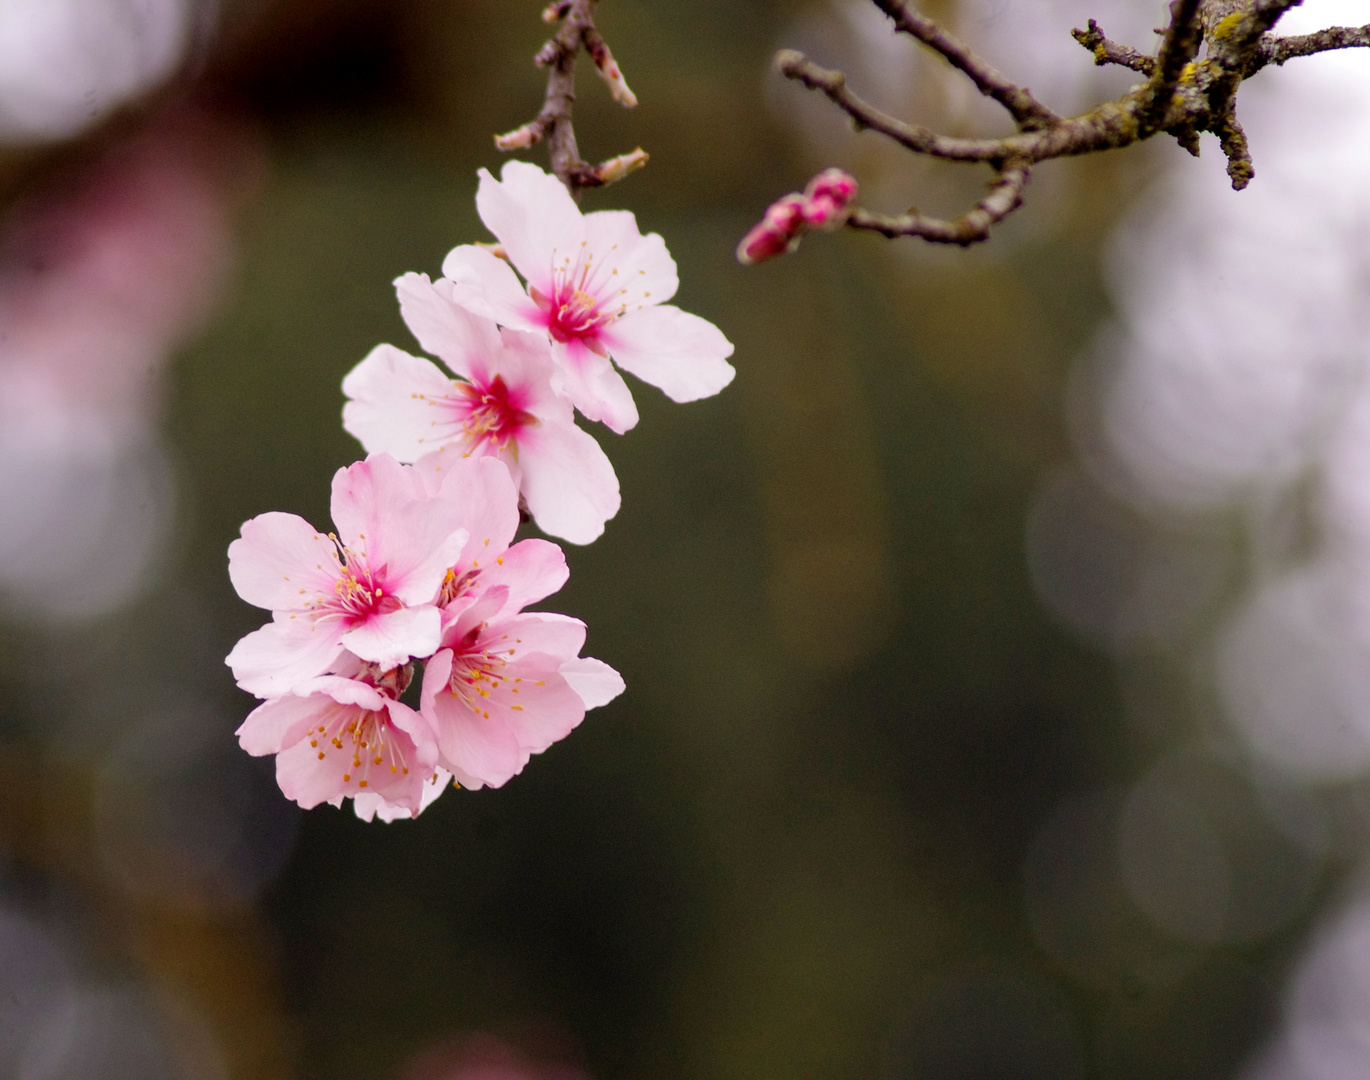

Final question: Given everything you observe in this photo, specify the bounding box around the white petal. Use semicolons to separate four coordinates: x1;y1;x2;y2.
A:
582;208;678;307
474;161;584;294
517;415;621;544
440;246;545;334
394;272;502;379
341;344;465;462
603;305;736;402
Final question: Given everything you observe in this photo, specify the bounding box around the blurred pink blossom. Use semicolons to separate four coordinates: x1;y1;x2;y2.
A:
0;106;261;619
402;1033;590;1080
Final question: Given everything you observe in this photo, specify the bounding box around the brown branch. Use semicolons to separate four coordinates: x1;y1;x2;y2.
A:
494;0;645;197
775;50;999;162
1215;107;1253;188
1140;0;1205;134
1257;23;1370;67
846;161;1031;245
1071;19;1156;75
749;0;1365;260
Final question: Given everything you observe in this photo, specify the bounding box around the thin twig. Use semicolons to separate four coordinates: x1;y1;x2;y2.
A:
1140;0;1205;134
750;0;1364;258
846;161;1031;245
775;51;995;162
1257;23;1370;67
495;0;645;197
870;0;1059;128
1071;19;1156;75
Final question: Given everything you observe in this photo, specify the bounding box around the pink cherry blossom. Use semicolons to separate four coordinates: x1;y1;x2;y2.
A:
235;660;441;815
341;273;620;544
440;160;735;434
226;453;469;697
352;766;453;823
420;585;623;790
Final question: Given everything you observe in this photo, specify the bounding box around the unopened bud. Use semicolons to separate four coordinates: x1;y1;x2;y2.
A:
800;168;858;230
736;193;807;265
586;33;637;107
594;147;649;185
541;1;571;23
495;121;545;151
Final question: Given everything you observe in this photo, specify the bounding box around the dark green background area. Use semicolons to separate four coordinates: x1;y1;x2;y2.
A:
0;2;1305;1078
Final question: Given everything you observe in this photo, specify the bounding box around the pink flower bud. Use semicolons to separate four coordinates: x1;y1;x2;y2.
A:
800;168;858;230
735;193;806;265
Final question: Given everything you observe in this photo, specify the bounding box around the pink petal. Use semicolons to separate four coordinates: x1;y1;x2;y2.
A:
341;344;465;462
551;339;639;433
236;693;335;757
410;443;517;498
309;674;390;711
384;698;440;770
329;454;469;606
394;272;503;379
473;161;583;295
275;736;355;810
421;648;526;787
353;766;452;821
340;604;442;669
499;666;587;756
487;326;561;405
442;584;512;644
276;726;423;812
226;617;346;698
228;511;338;612
516;412;620;544
602;305;736;403
440;246;545;334
559;656;626;710
582;208;678;308
329;453;424;552
477;539;569;612
492;611;587;662
431;454;521;562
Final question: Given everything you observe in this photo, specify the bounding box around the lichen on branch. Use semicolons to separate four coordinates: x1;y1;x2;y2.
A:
747;0;1370;257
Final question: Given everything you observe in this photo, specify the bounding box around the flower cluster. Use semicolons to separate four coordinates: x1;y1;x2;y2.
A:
736;168;859;265
227;161;735;819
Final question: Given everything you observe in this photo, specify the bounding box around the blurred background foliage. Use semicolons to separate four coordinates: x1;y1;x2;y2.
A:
0;1;1336;1079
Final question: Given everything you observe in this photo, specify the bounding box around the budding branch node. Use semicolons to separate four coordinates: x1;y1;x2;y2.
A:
495;0;645;197
751;0;1370;257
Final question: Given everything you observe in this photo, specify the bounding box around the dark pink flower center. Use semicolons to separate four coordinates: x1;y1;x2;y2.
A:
454;375;537;451
530;248;619;346
547;287;612;343
306;544;398;627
